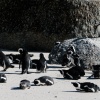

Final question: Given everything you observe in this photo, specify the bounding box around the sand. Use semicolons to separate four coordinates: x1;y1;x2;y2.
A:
0;51;100;100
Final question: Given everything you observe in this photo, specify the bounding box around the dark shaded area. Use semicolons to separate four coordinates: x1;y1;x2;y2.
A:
0;0;76;34
0;0;99;51
11;87;21;90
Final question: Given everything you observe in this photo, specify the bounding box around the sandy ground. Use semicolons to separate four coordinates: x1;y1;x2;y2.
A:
0;51;100;100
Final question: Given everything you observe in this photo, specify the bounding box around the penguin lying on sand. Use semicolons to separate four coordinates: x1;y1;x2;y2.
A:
72;82;100;92
33;76;54;86
0;73;7;83
19;79;31;89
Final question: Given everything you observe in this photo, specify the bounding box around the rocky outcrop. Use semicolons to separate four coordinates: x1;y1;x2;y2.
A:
49;38;100;68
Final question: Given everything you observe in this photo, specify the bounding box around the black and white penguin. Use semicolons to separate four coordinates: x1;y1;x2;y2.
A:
18;48;32;74
61;53;72;67
6;54;20;64
0;73;7;83
72;54;81;67
0;50;14;71
72;82;100;92
59;69;81;80
59;66;85;80
6;53;33;64
59;69;74;79
33;76;54;86
19;79;31;89
31;59;39;69
38;53;47;72
31;53;47;73
72;66;85;76
67;45;76;55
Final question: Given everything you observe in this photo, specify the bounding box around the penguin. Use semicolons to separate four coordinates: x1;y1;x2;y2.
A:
30;59;39;69
91;65;100;78
72;66;85;76
59;70;72;79
59;69;81;80
18;48;32;74
0;50;14;71
6;53;34;64
38;53;47;72
33;76;54;86
72;54;81;67
59;65;85;80
61;53;71;67
6;54;21;64
0;73;7;83
31;53;47;73
71;82;100;92
19;79;31;89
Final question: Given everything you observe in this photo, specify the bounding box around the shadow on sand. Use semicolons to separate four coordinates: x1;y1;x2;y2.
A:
87;75;100;79
11;87;21;90
62;91;79;93
48;66;64;69
0;71;21;75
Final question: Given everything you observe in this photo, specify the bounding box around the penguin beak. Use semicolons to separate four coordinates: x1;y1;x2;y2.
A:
71;82;78;87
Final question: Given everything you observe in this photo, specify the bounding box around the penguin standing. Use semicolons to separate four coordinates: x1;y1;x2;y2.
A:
18;48;32;74
32;53;47;73
39;53;47;72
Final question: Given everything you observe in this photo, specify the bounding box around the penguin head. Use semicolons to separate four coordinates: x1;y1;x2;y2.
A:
20;82;27;89
34;79;40;85
71;82;78;87
71;82;82;91
40;53;44;59
18;48;23;54
71;82;80;88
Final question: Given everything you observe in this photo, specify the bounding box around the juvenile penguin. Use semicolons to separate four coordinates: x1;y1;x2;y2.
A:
33;76;54;86
72;82;100;92
19;79;31;89
0;73;7;83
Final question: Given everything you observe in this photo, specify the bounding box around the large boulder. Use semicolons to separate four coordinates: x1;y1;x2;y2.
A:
49;38;100;68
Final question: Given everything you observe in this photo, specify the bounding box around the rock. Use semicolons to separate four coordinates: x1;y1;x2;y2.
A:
49;38;100;69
